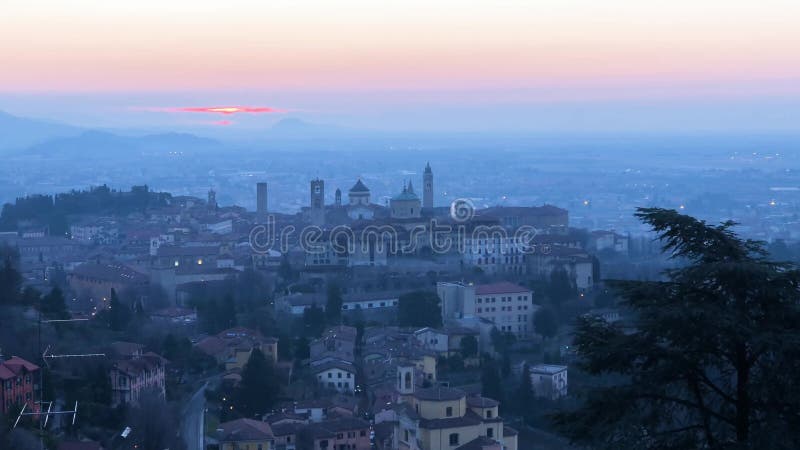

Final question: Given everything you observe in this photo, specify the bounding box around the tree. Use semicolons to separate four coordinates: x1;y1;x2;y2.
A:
533;307;558;340
235;348;279;417
0;255;21;305
481;363;503;406
294;336;310;360
459;335;478;359
325;282;343;323
219;294;237;329
126;390;184;450
554;208;800;449
40;286;68;320
515;363;535;419
107;288;131;331
397;291;442;328
302;303;326;338
546;265;576;306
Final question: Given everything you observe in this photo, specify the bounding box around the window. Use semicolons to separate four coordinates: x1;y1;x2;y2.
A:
405;430;409;442
487;427;494;438
449;433;459;446
486;409;493;418
338;372;342;378
328;373;332;378
446;406;453;417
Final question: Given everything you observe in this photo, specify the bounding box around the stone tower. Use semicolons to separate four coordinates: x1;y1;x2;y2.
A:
397;364;415;396
423;162;433;211
310;179;325;226
335;188;342;206
207;188;217;210
256;182;268;223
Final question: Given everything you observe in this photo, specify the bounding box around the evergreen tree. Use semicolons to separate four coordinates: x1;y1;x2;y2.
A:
481;363;504;406
108;288;132;331
533;307;558;340
515;363;535;420
459;335;478;359
302;303;326;338
219;294;237;330
41;286;68;320
0;256;21;305
397;291;442;327
546;265;576;306
554;208;800;449
235;348;279;417
325;282;343;323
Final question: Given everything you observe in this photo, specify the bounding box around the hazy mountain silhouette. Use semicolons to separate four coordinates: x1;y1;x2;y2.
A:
0;110;84;150
19;130;221;158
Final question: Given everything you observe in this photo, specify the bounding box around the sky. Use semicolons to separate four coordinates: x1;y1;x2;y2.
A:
1;0;799;132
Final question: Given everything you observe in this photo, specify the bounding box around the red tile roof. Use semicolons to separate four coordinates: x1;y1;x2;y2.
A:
0;356;39;380
475;282;530;296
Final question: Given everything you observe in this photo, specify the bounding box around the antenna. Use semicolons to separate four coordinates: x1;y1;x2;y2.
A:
20;308;107;447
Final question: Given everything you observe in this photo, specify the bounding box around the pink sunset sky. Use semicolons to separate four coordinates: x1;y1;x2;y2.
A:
1;0;799;131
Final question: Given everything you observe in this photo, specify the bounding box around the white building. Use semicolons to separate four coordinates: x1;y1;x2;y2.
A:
437;281;537;339
474;282;537;338
529;364;568;400
314;360;357;393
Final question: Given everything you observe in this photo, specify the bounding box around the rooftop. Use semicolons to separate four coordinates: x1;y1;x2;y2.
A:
0;356;39;380
414;386;466;402
218;418;274;442
349;179;370;193
475;282;530;296
530;364;568;375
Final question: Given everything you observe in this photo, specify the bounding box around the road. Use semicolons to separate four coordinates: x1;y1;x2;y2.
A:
181;382;207;450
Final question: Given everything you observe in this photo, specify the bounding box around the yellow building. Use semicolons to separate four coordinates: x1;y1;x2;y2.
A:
392;366;517;450
218;418;275;450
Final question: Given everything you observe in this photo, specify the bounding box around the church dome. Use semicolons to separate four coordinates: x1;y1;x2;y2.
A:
349;179;370;193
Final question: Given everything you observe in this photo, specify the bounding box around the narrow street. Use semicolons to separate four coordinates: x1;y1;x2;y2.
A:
181;382;207;450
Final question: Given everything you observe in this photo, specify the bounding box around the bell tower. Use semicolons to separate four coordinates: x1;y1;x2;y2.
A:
423;162;433;211
397;364;415;396
310;179;325;226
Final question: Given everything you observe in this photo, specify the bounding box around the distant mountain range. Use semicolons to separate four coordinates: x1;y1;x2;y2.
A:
21;130;221;157
0;110;222;156
0;110;84;150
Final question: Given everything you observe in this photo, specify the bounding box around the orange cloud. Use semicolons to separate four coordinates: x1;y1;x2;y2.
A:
175;106;284;114
136;106;285;114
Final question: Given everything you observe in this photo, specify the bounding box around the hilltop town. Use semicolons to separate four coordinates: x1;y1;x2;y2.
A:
0;164;652;450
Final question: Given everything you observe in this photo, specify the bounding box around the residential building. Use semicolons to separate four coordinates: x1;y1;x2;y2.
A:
109;352;167;406
529;364;568;400
473;282;536;338
0;356;39;414
313;360;357;393
67;262;148;303
195;327;279;369
305;417;371;450
437;282;537;339
218;418;275;450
